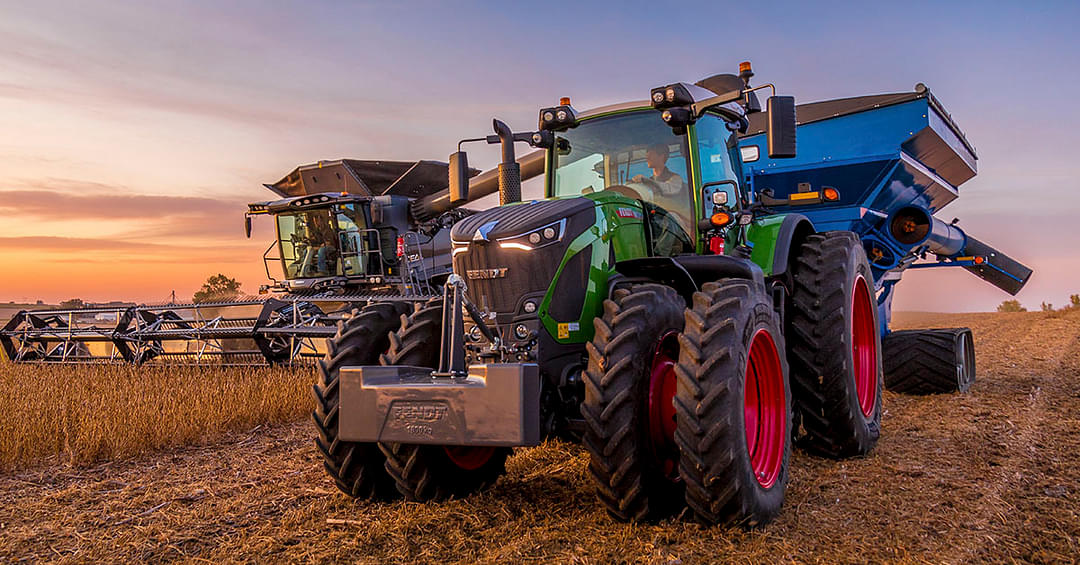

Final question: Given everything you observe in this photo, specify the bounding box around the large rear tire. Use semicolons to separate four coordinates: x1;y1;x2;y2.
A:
582;284;686;521
313;301;410;499
787;232;883;458
675;279;791;526
883;328;975;394
377;299;511;501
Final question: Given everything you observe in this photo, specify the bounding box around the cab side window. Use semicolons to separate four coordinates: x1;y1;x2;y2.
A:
695;114;743;214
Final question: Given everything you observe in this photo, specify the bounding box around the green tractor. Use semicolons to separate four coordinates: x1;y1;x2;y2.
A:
314;65;882;526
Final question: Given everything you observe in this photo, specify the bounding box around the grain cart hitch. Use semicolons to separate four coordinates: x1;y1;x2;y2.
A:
337;275;541;447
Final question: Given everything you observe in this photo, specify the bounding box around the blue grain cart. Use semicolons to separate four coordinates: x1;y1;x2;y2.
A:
739;84;1032;393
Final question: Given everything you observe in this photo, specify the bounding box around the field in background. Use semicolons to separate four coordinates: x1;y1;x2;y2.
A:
0;363;315;470
0;310;1077;563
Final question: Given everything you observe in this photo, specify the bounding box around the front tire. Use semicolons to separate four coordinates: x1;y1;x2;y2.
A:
787;232;883;458
377;299;511;501
675;279;791;526
582;284;686;521
313;301;410;499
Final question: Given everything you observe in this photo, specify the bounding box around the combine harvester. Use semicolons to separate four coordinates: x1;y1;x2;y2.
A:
0;158;532;365
312;64;1031;526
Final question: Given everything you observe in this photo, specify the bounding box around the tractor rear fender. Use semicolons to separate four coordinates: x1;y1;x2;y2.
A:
746;213;816;279
612;256;765;305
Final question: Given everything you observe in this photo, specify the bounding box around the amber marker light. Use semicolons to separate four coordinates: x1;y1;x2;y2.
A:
788;191;820;202
739;61;752;73
823;187;840;201
710;211;733;227
974;256;985;264
560;97;571;105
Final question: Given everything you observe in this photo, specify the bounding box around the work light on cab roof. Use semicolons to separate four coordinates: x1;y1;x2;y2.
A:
538;97;577;131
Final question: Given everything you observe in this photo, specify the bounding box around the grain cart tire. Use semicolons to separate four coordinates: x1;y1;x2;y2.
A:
675;279;791;526
313;301;410;499
377;298;511;501
582;284;686;521
788;232;883;458
882;328;975;394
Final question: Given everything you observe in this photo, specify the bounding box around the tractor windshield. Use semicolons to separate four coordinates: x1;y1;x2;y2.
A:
276;204;368;279
552;110;693;236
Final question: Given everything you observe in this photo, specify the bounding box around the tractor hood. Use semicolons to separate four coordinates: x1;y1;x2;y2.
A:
450;197;594;244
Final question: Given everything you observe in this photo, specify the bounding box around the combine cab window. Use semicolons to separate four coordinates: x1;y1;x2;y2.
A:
276;209;341;279
334;204;368;276
552;110;694;247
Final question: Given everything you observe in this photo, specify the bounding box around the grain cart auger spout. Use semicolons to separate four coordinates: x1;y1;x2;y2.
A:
1;159;514;366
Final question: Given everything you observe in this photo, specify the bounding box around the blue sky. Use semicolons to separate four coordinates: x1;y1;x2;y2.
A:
0;0;1077;310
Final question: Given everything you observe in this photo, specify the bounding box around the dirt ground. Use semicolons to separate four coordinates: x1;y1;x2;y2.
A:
1;311;1077;564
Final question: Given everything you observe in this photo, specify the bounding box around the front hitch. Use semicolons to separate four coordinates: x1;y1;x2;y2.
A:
435;274;501;377
336;274;541;447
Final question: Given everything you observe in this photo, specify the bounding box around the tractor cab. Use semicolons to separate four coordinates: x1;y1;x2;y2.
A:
547;105;750;256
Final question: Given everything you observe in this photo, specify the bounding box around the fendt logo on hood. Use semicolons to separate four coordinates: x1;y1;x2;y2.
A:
472;220;499;242
466;268;508;280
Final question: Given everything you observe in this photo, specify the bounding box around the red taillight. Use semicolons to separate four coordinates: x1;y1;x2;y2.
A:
396;236;405;257
709;236;725;255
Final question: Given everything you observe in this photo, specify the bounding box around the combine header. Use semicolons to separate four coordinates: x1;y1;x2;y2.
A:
0;159;498;365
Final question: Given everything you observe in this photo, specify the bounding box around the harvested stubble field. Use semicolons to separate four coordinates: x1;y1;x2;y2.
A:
0;310;1078;564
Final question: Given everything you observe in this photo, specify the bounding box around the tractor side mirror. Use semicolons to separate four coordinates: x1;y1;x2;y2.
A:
448;151;470;205
244;214;252;238
766;96;797;158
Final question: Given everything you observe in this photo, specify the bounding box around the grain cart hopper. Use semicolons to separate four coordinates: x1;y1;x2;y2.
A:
736;83;1031;393
309;64;1028;527
0;159;492;365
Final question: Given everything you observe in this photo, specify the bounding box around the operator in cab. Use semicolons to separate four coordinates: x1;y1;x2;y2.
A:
631;143;686;198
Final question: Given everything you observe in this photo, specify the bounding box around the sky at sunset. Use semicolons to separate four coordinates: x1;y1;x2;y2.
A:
0;1;1078;312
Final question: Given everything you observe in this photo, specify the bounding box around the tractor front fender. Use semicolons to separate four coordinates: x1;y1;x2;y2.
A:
746;213;816;278
613;255;765;305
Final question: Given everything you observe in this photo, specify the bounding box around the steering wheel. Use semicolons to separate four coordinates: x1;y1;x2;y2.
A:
636;177;662;191
601;184;644;200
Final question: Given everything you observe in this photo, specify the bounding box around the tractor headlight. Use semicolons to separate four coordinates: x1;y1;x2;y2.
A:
497;219;566;251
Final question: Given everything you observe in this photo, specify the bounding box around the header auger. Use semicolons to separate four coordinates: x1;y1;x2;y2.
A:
314;63;1031;527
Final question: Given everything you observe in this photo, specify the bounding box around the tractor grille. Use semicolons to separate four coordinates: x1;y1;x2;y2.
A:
450;196;596;316
454;242;567;314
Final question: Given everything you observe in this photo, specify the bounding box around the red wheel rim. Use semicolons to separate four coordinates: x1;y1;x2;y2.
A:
647;331;680;480
851;275;878;418
744;329;785;489
443;446;495;471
